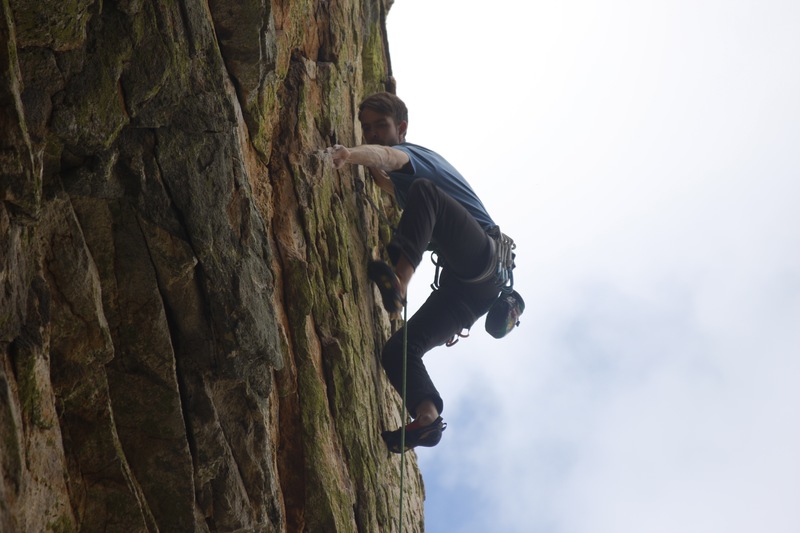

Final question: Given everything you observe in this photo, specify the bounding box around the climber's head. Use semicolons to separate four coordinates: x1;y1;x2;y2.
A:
358;92;408;146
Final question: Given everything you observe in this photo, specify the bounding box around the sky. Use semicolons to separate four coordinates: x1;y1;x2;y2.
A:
385;1;800;532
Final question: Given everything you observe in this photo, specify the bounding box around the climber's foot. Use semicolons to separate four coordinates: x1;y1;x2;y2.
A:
367;261;405;313
382;417;446;454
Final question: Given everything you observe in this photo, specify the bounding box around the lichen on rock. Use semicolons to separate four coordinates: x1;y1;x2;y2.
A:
1;0;425;531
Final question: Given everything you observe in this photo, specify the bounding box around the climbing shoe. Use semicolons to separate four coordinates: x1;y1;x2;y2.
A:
367;261;405;313
382;417;447;454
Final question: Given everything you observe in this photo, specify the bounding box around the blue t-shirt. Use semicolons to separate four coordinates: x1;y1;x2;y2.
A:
389;143;495;229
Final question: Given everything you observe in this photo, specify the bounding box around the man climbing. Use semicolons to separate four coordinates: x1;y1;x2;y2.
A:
326;92;502;453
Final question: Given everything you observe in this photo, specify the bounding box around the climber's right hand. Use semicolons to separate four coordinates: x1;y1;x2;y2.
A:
325;145;350;169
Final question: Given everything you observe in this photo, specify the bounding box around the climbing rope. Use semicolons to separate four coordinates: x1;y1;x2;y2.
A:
399;302;408;533
347;171;409;531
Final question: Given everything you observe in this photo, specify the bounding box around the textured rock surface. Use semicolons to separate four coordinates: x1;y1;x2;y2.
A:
1;0;424;531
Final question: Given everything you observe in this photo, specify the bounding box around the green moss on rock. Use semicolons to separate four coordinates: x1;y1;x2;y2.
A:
361;24;388;96
9;0;94;51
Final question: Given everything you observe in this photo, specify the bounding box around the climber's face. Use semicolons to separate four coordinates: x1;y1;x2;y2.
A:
359;108;407;146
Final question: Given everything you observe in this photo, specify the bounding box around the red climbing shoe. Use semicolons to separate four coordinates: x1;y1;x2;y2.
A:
367;261;405;313
382;417;446;453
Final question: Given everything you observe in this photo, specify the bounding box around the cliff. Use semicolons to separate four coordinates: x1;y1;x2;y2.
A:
0;0;424;531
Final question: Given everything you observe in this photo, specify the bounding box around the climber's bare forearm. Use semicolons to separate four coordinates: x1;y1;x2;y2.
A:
326;144;409;172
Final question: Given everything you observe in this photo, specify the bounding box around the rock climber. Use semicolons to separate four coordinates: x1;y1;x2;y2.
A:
325;92;502;453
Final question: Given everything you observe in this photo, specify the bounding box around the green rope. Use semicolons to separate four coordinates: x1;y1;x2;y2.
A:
346;170;409;530
399;301;408;533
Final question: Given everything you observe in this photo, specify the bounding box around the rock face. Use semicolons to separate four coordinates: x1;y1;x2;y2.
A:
1;0;424;531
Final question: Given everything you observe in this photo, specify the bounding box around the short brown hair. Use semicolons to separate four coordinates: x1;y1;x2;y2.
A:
358;92;408;125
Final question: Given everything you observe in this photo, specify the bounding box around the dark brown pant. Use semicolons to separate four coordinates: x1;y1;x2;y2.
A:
383;179;499;416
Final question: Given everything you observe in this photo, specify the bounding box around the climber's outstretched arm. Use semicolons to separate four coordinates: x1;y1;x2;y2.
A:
326;144;409;172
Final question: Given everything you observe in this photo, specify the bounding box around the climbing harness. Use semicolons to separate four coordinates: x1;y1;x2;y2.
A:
429;226;516;292
430;226;525;341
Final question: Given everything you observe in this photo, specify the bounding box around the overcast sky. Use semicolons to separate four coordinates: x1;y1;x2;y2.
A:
385;1;800;532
